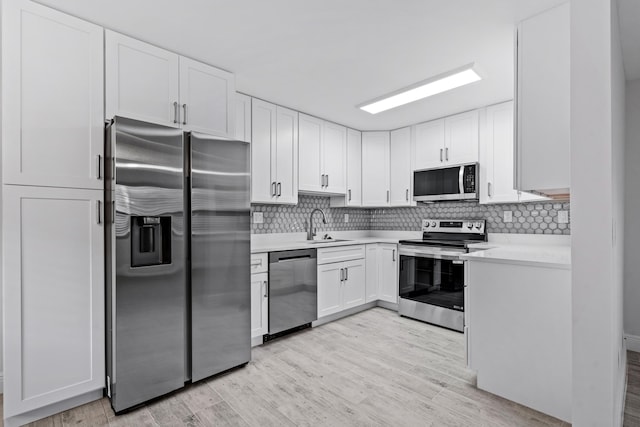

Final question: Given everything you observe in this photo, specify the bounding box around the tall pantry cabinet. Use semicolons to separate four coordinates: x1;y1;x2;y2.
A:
1;1;105;424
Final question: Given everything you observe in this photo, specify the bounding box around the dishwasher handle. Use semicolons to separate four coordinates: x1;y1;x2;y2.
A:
269;249;317;264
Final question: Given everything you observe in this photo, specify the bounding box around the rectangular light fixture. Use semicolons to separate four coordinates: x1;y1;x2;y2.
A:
358;64;482;114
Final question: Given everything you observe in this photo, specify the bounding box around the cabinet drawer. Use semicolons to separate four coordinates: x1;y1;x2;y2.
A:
317;245;365;265
250;253;268;274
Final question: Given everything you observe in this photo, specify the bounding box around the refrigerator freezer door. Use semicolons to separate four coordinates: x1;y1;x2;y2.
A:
108;117;186;413
189;133;251;382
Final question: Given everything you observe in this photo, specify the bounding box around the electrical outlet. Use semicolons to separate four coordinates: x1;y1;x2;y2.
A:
253;212;264;224
503;211;513;223
558;210;569;224
344;214;349;223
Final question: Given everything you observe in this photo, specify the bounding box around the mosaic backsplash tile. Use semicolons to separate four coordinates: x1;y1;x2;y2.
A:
251;195;369;234
251;195;570;235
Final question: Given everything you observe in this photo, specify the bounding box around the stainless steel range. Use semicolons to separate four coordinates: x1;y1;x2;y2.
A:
398;219;486;332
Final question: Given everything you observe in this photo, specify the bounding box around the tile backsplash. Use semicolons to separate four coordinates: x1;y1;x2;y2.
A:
251;195;570;235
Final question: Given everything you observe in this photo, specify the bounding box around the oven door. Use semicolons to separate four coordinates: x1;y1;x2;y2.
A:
398;246;466;312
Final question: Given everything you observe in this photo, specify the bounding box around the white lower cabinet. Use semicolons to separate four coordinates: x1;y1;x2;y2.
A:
365;244;379;302
378;244;399;304
317;248;366;318
2;185;104;419
250;272;268;340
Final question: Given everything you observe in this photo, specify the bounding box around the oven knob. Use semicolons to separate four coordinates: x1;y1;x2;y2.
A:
424;222;430;228
475;221;483;229
431;221;437;228
467;222;474;229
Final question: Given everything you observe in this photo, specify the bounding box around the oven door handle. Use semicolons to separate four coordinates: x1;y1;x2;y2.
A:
399;248;465;261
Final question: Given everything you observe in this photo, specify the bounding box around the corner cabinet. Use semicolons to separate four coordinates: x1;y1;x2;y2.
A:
2;0;104;190
390;127;414;207
2;1;106;423
414;110;479;170
298;114;347;195
361;132;391;207
106;30;235;138
251;99;298;204
515;3;570;197
3;186;105;419
330;129;362;208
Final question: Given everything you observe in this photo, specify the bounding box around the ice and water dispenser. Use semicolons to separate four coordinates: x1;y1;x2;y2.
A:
130;216;172;267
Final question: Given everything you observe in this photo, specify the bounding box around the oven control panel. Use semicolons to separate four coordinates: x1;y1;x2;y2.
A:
421;219;485;234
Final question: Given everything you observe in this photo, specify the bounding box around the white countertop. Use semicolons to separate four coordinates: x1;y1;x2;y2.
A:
462;241;571;269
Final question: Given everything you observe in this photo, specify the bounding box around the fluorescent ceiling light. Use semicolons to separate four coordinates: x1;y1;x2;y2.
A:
358;64;482;114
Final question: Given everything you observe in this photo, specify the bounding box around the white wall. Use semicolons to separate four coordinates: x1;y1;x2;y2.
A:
571;0;626;425
625;80;640;343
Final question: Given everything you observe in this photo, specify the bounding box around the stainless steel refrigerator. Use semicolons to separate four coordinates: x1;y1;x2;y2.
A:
105;116;250;413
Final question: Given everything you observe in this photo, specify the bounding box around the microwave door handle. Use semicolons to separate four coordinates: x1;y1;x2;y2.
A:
459;166;464;194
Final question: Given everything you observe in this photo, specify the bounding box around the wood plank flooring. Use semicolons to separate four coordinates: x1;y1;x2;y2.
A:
625;351;640;426
3;308;570;426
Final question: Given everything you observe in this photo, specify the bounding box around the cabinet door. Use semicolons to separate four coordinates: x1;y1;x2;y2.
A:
480;102;520;204
235;93;252;143
251;99;276;203
346;129;363;206
105;30;179;127
179;57;235;137
274;106;299;204
414;119;445;170
445;110;479;165
318;264;344;318
516;3;570;194
251;273;268;339
365;244;379;303
342;260;366;310
322;122;347;194
362;132;390;207
390;127;412;206
2;0;104;190
3;186;104;418
379;244;398;304
298;114;324;192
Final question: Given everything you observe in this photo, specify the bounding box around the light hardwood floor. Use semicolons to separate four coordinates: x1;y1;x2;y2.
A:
3;308;570;426
625;351;640;426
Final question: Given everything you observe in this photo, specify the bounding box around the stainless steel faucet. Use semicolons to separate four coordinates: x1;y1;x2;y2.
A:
307;208;327;240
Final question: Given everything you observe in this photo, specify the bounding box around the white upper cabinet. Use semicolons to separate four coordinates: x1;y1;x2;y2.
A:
179;57;235;137
445;110;479;165
362;132;391;207
105;30;179;126
3;185;104;418
480;101;547;205
390;127;413;206
299;115;347;195
250;99;298;204
480;101;520;204
414;110;479;170
2;0;104;190
414;119;445;170
329;128;362;207
235;93;251;143
299;114;324;193
106;30;235;138
515;3;570;197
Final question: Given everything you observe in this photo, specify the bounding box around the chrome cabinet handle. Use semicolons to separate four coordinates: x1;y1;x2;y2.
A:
326;175;329;187
406;189;409;201
96;200;101;225
348;189;352;201
173;101;179;124
251;259;262;267
488;182;492;197
392;249;396;262
440;148;443;162
182;104;187;125
340;268;344;281
263;281;268;298
321;174;325;187
386;190;390;203
271;182;277;197
96;155;102;180
445;147;449;161
345;267;348;281
277;182;282;196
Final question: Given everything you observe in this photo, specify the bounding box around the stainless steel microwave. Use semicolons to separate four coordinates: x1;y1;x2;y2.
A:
413;163;478;202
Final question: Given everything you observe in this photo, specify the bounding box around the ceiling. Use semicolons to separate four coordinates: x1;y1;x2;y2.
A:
37;0;568;130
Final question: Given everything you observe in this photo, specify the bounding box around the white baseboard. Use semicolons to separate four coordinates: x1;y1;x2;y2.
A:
625;334;640;352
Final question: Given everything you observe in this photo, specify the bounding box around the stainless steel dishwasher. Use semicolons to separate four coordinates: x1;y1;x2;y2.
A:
267;249;317;339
